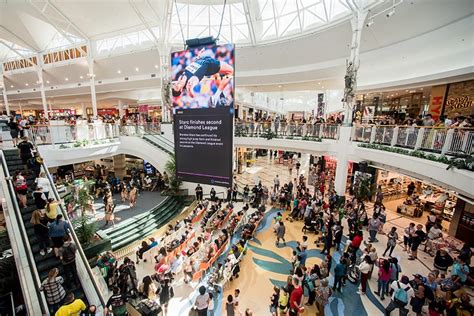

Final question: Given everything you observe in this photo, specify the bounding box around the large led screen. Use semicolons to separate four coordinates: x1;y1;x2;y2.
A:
171;44;234;187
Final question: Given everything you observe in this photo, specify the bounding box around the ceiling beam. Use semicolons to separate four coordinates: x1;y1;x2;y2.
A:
0;25;40;52
129;0;160;46
0;40;37;67
45;0;90;40
243;0;257;45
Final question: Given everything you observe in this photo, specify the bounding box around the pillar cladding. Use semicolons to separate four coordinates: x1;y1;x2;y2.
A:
334;126;352;196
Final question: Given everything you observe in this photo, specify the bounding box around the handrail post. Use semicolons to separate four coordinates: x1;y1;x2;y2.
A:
391;126;399;147
319;124;324;139
441;129;454;155
415;128;425;150
369;125;376;144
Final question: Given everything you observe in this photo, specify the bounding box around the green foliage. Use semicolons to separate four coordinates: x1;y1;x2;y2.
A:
165;154;182;194
261;130;277;140
302;136;322;142
358;143;474;171
354;177;375;201
72;215;98;246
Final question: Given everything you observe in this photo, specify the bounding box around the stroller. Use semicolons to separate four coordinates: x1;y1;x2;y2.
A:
302;217;318;234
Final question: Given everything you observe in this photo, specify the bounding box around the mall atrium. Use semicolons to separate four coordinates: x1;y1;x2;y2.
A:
0;0;473;315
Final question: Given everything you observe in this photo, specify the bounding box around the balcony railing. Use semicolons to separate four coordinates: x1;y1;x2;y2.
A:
352;125;474;156
234;122;340;140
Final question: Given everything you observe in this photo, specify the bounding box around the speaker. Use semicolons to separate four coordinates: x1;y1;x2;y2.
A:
186;36;216;49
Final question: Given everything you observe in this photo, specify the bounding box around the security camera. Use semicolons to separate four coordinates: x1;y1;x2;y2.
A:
386;10;395;18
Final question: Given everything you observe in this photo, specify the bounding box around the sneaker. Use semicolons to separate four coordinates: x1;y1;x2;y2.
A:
46;248;53;254
356;291;365;295
374;291;380;296
40;250;46;256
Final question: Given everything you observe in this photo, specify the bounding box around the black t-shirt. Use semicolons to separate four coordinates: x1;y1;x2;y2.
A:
412;230;426;246
17;141;33;156
106;293;127;312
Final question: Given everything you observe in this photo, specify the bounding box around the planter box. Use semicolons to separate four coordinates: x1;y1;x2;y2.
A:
83;237;111;260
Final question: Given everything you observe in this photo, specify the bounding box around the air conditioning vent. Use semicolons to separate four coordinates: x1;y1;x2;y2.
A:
33;89;36;91
124;77;129;81
78;83;81;86
151;74;156;78
98;80;102;84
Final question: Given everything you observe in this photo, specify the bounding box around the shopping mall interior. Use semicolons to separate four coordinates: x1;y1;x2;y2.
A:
0;0;473;315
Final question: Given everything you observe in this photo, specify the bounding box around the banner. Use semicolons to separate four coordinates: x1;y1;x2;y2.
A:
317;93;325;117
428;84;447;121
171;44;234;187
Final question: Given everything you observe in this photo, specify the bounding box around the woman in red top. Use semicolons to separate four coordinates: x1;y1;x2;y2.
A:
375;259;392;300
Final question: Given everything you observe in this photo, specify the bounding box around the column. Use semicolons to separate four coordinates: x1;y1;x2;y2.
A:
343;8;368;126
334;126;352;196
118;100;125;118
81;102;87;119
0;74;10;116
159;44;171;122
37;68;48;119
87;43;98;119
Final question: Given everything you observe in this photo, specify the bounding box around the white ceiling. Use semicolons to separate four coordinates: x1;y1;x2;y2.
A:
0;0;473;111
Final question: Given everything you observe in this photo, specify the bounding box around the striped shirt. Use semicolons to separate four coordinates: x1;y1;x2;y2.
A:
41;276;66;305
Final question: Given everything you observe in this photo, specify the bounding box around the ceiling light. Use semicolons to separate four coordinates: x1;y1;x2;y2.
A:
318;82;321;85
46;80;50;84
154;65;158;69
25;83;29;86
65;77;69;81
278;85;282;88
386;9;395;18
321;86;324;89
80;75;83;79
36;80;42;84
135;67;139;72
117;70;122;74
366;20;374;27
10;85;14;88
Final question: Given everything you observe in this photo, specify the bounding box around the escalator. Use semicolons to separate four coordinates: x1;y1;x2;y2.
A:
1;149;105;315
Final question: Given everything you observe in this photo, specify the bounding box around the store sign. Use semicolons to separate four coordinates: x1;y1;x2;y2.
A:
446;96;472;109
428;85;447;121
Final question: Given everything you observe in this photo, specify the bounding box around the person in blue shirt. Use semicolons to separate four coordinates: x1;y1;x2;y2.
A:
451;256;469;285
332;259;345;292
299;249;308;267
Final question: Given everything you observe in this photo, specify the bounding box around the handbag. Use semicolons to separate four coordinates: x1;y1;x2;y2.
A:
188;307;199;316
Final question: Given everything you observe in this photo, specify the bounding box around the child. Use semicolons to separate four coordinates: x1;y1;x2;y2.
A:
278;287;289;316
208;292;215;316
234;289;240;307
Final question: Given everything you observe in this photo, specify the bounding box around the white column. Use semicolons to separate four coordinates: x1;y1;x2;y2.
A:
36;54;49;119
0;74;10;116
81;102;87;118
87;43;98;119
118;100;125;118
343;8;368;126
334;126;352;196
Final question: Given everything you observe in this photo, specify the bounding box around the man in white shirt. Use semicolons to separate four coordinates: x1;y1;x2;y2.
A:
274;175;280;192
424;223;443;255
385;276;415;316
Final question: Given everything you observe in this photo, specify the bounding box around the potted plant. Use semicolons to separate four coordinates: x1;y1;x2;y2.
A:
165;154;182;195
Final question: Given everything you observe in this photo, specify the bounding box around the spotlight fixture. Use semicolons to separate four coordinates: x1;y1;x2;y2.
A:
366;19;374;27
154;65;159;69
117;70;121;74
10;85;14;88
46;80;50;84
25;83;29;86
386;9;395;18
65;77;69;81
80;75;84;79
135;67;139;72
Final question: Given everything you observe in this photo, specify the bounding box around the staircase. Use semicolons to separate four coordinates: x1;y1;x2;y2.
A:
2;149;89;313
98;196;184;251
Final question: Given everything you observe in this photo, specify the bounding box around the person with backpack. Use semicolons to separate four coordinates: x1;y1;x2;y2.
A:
385;275;414;316
59;235;80;287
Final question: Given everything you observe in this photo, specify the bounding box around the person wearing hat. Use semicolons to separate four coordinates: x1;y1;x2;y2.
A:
385;275;414;316
434;248;454;273
55;292;86;316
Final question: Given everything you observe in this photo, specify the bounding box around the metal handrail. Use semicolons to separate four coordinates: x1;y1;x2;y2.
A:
0;151;48;315
355;124;474;131
40;161;106;309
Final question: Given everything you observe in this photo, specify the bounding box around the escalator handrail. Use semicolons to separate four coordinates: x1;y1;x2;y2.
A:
40;161;106;309
0;151;48;315
143;134;174;154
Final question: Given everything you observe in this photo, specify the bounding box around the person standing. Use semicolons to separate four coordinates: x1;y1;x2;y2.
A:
55;292;86;316
295;160;301;175
35;172;51;199
408;224;426;261
383;227;398;257
274;175;280;192
129;186;137;208
403;223;415;252
210;187;216;202
193;286;209;316
17;136;34;165
157;278;174;316
40;268;66;314
357;256;372;295
384;276;414;316
195;184;203;201
33;186;48;210
104;192;115;227
7;117;19;147
31;209;52;256
367;214;382;243
288;159;293;176
59;235;80;287
48;214;70;258
375;259;392;300
232;183;238;201
332;259;345;292
14;172;28;208
275;221;286;246
105;287;128;316
243;185;249;202
315;278;332;316
288;277;304;316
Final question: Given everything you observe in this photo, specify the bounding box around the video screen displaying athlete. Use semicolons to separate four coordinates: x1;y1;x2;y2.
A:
171;44;234;109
